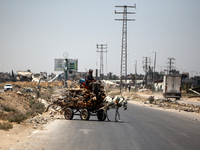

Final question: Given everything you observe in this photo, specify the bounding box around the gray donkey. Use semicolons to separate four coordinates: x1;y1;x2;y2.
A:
104;96;128;122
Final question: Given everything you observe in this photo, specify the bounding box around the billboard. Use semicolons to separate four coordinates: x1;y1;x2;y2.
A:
54;59;65;71
66;59;78;71
54;58;78;71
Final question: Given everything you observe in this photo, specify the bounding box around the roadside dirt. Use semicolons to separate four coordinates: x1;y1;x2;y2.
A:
0;81;64;150
0;113;62;150
0;81;63;89
1;84;200;150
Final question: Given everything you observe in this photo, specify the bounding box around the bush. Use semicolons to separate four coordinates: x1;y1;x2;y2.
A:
0;112;8;120
26;110;36;117
0;122;13;131
40;88;54;100
29;99;45;114
29;99;35;107
8;112;27;123
31;102;45;114
2;105;16;112
36;91;41;99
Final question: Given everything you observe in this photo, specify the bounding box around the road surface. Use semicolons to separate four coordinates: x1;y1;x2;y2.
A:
20;102;200;150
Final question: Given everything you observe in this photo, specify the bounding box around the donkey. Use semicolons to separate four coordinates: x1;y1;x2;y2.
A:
104;96;128;122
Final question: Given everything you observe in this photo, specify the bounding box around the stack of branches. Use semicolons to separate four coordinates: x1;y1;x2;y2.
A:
64;88;96;103
46;81;107;112
63;81;107;104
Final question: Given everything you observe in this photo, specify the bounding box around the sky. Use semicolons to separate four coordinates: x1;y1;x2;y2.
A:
0;0;200;77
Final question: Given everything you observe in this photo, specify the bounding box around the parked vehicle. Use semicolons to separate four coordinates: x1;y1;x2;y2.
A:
163;75;182;100
4;84;13;91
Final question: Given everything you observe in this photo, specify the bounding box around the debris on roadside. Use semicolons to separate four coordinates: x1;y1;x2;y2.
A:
142;96;200;113
26;87;34;92
188;88;200;98
26;115;49;125
144;96;154;104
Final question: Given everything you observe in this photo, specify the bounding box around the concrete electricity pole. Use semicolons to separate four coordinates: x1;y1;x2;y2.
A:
132;59;137;91
151;50;157;91
143;57;151;87
115;4;136;93
96;44;107;79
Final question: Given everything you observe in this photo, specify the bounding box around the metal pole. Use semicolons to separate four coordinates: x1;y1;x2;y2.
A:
64;59;68;88
97;44;107;80
135;60;137;77
115;4;136;93
151;50;156;91
153;52;156;91
135;60;137;92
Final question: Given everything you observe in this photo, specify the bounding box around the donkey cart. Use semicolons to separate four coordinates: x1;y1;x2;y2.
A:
46;81;110;121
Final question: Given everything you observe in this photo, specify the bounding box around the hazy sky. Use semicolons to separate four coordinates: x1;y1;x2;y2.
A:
0;0;200;76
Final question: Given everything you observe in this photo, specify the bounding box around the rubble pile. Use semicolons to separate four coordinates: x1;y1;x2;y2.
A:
144;97;200;113
26;114;52;128
189;87;200;98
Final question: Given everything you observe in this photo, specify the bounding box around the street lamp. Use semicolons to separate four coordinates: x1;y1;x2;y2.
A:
150;50;157;91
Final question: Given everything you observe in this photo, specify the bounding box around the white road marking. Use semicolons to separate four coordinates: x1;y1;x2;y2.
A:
79;129;93;134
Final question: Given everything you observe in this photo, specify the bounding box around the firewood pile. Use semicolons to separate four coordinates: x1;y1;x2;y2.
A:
46;81;107;112
62;81;106;103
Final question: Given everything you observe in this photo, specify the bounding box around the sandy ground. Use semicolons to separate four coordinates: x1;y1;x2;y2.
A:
0;123;35;150
0;113;64;150
1;91;200;150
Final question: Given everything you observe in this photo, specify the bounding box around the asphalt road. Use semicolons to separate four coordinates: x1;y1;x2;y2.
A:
25;102;200;150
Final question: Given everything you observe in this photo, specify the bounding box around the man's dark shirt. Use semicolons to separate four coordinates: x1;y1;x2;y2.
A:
85;74;94;87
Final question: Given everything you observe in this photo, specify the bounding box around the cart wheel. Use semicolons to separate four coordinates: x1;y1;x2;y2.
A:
97;110;106;121
64;108;74;120
80;109;90;120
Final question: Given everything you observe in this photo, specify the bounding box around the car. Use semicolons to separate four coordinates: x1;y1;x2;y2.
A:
4;84;13;91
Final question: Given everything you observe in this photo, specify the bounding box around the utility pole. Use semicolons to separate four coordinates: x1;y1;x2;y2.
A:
151;50;157;91
167;57;175;74
63;52;69;88
143;57;151;87
115;4;136;93
132;59;137;91
96;44;107;80
135;60;137;91
106;50;108;75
